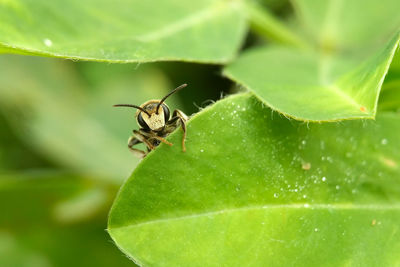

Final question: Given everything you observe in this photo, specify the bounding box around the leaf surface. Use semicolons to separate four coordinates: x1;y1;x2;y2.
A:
0;0;246;63
224;33;399;121
292;0;400;50
224;0;400;122
108;93;400;266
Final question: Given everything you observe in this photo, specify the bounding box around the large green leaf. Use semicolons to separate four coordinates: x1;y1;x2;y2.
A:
224;0;400;122
0;55;182;182
108;93;400;266
0;0;246;63
224;33;399;121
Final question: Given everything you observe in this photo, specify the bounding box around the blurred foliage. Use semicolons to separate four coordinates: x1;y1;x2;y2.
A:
0;112;53;170
379;45;400;112
0;172;134;267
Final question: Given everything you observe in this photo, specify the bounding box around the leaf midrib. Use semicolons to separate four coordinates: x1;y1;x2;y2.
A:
110;203;400;231
318;53;364;110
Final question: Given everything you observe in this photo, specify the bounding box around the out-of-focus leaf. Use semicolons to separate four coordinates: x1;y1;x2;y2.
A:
379;80;400;111
0;231;51;267
245;1;307;48
224;34;399;121
292;0;400;51
0;172;134;267
0;0;246;63
379;48;400;111
0;112;53;170
385;45;400;82
0;55;183;182
108;93;400;266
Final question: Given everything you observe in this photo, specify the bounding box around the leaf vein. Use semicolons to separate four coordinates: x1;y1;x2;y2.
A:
137;1;240;42
111;203;400;231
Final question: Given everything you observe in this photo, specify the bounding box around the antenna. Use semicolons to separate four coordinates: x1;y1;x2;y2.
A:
113;104;151;116
156;84;187;114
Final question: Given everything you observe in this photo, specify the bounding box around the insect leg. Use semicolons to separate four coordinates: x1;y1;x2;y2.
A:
139;130;173;146
127;136;147;158
132;130;155;150
153;136;173;146
171;109;188;152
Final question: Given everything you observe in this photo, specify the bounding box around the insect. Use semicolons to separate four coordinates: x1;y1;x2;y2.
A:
113;84;189;158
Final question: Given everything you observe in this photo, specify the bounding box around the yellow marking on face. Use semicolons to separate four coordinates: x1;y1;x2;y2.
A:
142;111;165;130
136;100;169;131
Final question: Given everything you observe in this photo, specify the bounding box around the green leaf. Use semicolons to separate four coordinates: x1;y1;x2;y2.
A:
379;45;400;111
225;0;400;122
224;33;399;122
379;80;400;111
0;111;51;170
0;55;182;182
292;0;400;51
0;172;135;267
108;93;400;266
0;0;246;63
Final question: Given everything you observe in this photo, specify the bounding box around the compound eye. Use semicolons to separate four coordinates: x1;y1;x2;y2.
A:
137;112;150;129
162;104;170;122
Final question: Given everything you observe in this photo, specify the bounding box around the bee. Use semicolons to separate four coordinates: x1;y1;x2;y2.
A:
113;84;188;158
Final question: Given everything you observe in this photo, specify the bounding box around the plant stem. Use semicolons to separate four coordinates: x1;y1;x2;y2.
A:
245;1;308;49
